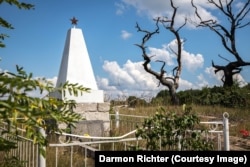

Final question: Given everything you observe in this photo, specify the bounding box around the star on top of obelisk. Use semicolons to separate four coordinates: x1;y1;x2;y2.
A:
70;17;78;28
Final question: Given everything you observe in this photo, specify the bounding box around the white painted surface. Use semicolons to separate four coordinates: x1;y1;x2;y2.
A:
53;27;103;102
63;89;104;103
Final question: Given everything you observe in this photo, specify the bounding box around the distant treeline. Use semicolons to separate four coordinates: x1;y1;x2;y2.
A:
111;83;250;108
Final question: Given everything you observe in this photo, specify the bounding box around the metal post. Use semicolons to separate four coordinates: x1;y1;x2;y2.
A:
112;142;115;151
159;136;161;151
218;134;221;150
178;135;182;151
38;127;46;167
55;147;58;167
70;146;73;167
115;110;119;129
223;112;230;151
85;147;87;167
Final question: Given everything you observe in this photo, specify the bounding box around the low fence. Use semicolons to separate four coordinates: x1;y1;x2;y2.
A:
109;112;230;150
0;112;230;167
0;123;40;167
47;112;229;166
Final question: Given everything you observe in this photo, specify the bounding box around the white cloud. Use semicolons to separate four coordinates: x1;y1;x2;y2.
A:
182;51;204;72
100;58;205;99
196;74;209;88
234;74;248;87
115;2;126;15
102;60;135;85
179;78;194;90
101;59;165;98
120;0;218;28
148;40;204;72
205;66;248;87
121;30;132;40
205;66;222;81
97;77;117;91
149;44;175;66
99;39;204;98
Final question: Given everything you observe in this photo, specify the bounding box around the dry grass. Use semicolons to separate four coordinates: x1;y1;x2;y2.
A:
46;146;95;167
117;105;250;147
118;105;250;133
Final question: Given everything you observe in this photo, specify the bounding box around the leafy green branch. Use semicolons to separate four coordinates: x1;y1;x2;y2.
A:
0;65;89;156
136;106;214;151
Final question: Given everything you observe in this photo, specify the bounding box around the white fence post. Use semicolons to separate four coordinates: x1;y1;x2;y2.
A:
115;110;119;128
223;112;230;151
38;127;46;167
178;135;182;151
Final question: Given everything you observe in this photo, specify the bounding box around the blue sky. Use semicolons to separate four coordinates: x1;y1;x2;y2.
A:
1;0;250;100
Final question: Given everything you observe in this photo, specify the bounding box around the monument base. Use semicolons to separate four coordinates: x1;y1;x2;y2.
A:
74;102;110;137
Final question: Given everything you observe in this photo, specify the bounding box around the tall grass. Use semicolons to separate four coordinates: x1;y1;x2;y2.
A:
116;104;250;137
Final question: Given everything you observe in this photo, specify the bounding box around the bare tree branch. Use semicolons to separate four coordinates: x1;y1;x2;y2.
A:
192;0;250;87
218;54;230;63
135;0;185;104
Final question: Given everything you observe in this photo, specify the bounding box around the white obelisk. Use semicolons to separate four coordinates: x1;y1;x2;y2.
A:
53;17;103;103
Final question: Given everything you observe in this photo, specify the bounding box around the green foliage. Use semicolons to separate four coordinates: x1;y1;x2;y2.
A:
153;84;250;108
0;137;17;151
0;0;34;9
0;153;27;167
150;89;171;106
135;106;214;151
0;65;90;157
127;96;147;108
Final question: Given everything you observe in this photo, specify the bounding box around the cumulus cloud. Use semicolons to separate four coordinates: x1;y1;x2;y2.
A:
205;66;222;82
121;30;132;40
102;60;135;85
196;74;209;88
101;59;164;98
98;39;204;98
205;66;248;87
100;59;201;99
149;45;175;66
234;74;248;87
120;0;218;27
148;40;204;72
182;51;204;72
97;77;116;90
179;78;194;91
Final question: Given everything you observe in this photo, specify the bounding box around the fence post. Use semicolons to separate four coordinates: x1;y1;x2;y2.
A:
115;110;119;128
178;135;182;151
223;112;230;151
38;127;46;167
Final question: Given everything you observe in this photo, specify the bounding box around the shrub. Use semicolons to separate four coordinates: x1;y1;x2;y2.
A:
135;106;214;151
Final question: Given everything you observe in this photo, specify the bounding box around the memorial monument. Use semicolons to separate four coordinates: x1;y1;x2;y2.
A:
51;17;110;136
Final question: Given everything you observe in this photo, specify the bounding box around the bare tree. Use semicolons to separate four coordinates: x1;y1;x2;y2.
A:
192;0;250;87
135;0;186;105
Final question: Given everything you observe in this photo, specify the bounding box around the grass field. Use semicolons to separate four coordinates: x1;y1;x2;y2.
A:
117;105;250;137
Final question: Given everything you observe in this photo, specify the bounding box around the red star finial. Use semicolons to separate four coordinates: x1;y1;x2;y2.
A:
70;17;78;26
